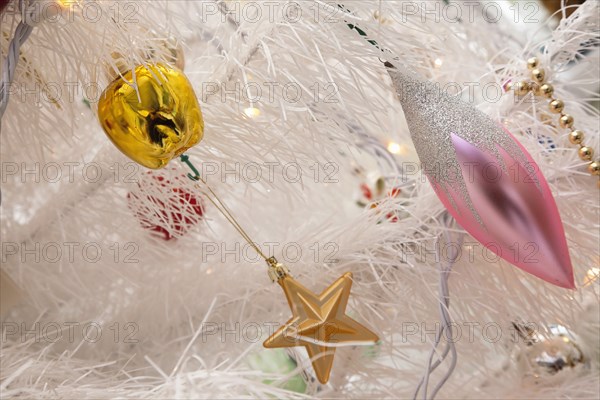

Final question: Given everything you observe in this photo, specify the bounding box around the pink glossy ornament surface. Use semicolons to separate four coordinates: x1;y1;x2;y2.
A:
428;133;574;288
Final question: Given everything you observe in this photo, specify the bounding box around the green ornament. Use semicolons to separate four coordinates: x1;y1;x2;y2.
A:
246;349;307;393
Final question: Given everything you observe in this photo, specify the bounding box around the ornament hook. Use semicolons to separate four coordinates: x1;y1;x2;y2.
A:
180;154;201;181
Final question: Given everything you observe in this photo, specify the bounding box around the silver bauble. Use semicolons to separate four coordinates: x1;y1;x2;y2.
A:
517;325;586;382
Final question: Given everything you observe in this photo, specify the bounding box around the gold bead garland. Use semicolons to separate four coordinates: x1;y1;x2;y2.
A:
509;57;600;185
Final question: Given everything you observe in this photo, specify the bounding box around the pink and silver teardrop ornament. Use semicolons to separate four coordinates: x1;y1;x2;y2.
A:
387;63;574;289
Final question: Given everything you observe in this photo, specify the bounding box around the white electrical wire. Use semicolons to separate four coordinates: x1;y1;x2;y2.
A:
0;0;59;120
413;213;464;400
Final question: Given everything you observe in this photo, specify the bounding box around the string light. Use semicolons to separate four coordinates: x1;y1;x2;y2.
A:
21;0;70;26
434;58;444;68
387;142;407;155
583;267;599;286
243;107;261;118
387;142;401;154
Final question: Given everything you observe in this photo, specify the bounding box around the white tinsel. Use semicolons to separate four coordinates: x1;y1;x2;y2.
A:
1;0;598;399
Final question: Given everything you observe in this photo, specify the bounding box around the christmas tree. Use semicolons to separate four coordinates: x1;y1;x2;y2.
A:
1;0;598;398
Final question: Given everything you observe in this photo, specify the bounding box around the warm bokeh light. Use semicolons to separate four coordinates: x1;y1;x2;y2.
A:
58;0;77;7
387;142;402;154
583;267;599;286
243;107;261;118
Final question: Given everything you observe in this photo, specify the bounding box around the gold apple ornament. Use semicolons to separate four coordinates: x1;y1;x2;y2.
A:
98;64;203;169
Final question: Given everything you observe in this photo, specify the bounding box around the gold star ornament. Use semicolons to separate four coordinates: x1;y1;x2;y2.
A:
263;263;379;384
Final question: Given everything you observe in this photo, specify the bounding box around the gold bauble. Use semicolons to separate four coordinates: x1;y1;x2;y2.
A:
527;57;539;70
549;99;564;114
531;68;545;83
559;114;574;129
98;64;203;169
579;146;594;161
537;83;554;98
513;81;531;96
588;161;600;176
568;130;584;145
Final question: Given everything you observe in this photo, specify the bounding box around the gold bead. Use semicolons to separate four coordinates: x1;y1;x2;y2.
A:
97;64;204;169
569;130;585;145
559;114;574;129
589;161;600;176
579;146;594;161
549;99;564;114
527;57;539;70
537;83;554;98
513;81;531;96
531;68;545;83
